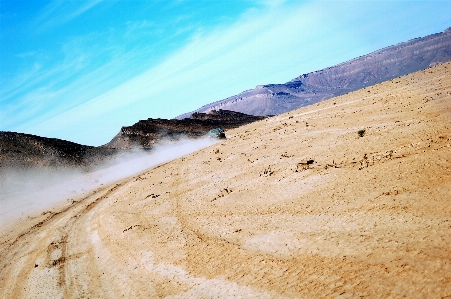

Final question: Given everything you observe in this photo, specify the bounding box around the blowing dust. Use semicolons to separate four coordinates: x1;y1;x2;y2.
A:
0;137;218;231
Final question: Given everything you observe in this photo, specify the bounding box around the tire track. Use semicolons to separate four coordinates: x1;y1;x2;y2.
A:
0;180;125;298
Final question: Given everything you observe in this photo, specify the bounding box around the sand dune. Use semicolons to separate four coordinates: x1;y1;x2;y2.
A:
1;62;450;298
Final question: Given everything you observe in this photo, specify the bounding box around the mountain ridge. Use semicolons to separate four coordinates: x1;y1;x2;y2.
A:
176;27;451;119
0;110;265;169
105;109;266;149
0;131;117;170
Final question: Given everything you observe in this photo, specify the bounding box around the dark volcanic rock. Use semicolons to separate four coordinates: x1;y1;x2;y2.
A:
105;109;266;149
0;110;265;168
177;28;451;118
0;132;117;170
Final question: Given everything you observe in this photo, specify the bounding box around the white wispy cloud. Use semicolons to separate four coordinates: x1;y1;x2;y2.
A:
15;52;37;58
256;0;287;8
33;0;103;31
66;0;102;21
124;20;155;38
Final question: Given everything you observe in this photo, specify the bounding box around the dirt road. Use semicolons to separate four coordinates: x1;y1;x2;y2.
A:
1;62;450;298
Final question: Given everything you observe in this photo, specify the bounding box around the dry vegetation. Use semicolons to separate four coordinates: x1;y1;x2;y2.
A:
1;62;450;298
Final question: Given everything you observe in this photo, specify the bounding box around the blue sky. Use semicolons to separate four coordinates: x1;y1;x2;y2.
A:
1;0;450;146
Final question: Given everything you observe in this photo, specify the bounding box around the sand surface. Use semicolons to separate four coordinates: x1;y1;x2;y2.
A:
1;62;450;298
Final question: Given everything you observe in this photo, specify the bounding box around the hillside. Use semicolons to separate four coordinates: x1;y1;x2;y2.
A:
0;132;117;170
1;62;450;298
177;27;451;118
0;110;264;169
106;109;266;149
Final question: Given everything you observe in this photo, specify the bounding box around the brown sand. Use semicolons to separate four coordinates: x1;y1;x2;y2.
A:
1;62;450;298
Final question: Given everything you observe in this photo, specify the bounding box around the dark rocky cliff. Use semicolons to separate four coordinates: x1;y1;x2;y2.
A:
177;27;451;118
105;109;266;149
0;110;265;168
0;132;117;170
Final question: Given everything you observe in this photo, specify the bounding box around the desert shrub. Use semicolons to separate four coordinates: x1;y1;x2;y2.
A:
358;129;366;137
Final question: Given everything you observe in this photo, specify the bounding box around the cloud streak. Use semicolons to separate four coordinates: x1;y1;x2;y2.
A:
33;0;103;31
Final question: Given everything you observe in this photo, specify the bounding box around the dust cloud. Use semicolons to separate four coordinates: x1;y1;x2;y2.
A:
0;137;218;231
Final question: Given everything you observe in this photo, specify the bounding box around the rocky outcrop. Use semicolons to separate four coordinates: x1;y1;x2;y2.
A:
105;109;266;149
0;110;265;168
0;132;116;170
177;27;451;118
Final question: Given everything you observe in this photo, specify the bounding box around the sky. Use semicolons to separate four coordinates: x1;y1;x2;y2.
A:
1;0;450;146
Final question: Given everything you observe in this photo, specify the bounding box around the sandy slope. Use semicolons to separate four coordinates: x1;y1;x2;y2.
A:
1;62;450;298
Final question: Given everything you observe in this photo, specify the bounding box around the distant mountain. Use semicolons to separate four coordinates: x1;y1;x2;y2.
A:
105;109;266;149
177;27;451;118
0;132;116;170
